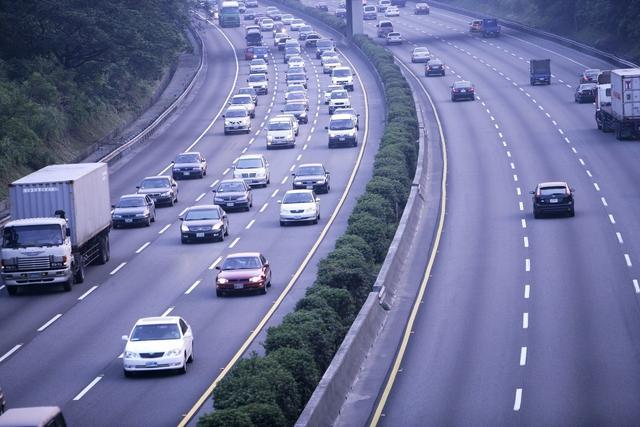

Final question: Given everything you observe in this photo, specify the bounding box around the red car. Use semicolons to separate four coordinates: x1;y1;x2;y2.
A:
215;252;272;296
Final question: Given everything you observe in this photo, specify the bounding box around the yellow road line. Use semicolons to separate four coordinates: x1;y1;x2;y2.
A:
369;57;449;426
178;33;371;427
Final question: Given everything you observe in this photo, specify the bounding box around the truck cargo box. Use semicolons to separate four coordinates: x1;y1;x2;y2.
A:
9;163;111;248
611;68;640;120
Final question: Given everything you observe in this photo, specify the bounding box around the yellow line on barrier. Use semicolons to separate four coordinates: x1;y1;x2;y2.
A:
369;57;449;426
178;35;371;427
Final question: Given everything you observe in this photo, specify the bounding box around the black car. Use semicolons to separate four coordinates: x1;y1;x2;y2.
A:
304;33;321;47
530;181;575;218
282;102;309;123
0;384;6;415
450;80;475;101
212;179;253;211
292;163;330;193
575;83;597;103
244;12;255;20
180;204;229;243
172;151;207;179
425;59;445;76
112;194;156;228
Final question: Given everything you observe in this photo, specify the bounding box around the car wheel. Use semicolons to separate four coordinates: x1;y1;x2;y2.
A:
568;208;575;217
224;225;229;236
280;220;285;226
181;237;188;244
74;262;85;284
533;208;540;219
169;198;174;206
146;217;151;227
151;212;156;223
187;346;194;363
216;290;223;297
62;280;72;292
124;369;133;378
260;285;267;295
6;285;18;296
179;355;188;374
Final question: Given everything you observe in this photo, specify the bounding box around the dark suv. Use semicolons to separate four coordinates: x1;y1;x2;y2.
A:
531;181;575;218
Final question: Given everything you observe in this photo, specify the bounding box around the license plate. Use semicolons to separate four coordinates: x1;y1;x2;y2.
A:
146;361;157;367
550;198;558;203
196;232;205;238
234;283;243;290
460;89;466;92
184;172;190;176
227;202;235;207
125;219;133;223
306;185;313;189
29;272;41;278
339;137;345;141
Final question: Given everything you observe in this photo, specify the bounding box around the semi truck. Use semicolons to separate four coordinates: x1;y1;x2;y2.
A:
530;59;551;85
595;68;640;140
480;18;501;37
1;163;112;295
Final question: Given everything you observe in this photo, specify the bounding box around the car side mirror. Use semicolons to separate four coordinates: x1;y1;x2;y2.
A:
264;263;270;267
179;217;184;221
222;114;226;118
172;184;177;187
136;186;141;189
122;335;128;342
529;191;535;195
277;200;282;204
111;205;116;209
171;161;175;164
215;265;221;270
66;228;71;237
570;188;576;192
324;126;328;129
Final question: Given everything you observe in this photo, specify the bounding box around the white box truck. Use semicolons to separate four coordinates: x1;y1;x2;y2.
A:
597;68;640;139
1;163;111;295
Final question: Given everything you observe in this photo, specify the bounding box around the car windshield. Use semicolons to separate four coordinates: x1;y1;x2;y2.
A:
331;91;347;99
283;192;314;204
130;324;181;341
236;158;263;169
185;208;220;221
231;96;251;104
333;69;350;77
221;6;239;14
140;178;169;188
218;181;246;192
117;197;145;208
175;153;199;163
296;166;324;176
2;224;64;248
540;187;567;196
285;103;305;111
268;121;292;130
254;47;268;55
330;118;354;130
251;59;265;65
585;69;600;78
286;48;300;54
222;256;262;270
249;74;267;82
317;40;333;48
226;108;247;117
282;14;293;19
287;92;305;100
289;74;304;81
414;48;428;53
262;18;273;24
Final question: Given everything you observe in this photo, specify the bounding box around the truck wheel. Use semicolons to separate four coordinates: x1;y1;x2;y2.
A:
615;123;624;140
6;285;18;296
74;262;85;284
96;235;110;265
63;280;72;292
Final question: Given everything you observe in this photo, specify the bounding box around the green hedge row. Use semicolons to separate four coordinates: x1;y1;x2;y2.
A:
197;11;419;427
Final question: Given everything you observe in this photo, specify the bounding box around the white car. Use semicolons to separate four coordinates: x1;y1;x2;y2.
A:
333;107;360;129
290;19;305;30
266;116;297;148
281;13;295;25
326;113;358;147
249;58;268;73
377;0;391;12
320;50;339;63
275;113;300;134
247;73;269;94
411;47;431;63
328;89;351;114
229;94;256;118
386;31;403;45
223;105;251;134
323;56;342;74
122;316;194;376
287;56;306;69
385;5;399;16
331;66;355;91
260;18;274;31
324;84;343;104
285;90;309;109
279;189;320;225
233;154;270;186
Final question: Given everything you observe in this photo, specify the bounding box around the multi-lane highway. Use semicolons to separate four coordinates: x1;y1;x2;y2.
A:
0;7;386;426
331;3;640;425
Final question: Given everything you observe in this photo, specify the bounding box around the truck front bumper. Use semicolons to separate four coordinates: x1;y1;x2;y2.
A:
1;268;72;287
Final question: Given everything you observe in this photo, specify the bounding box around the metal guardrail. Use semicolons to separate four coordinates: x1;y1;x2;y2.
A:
429;0;639;68
0;18;206;228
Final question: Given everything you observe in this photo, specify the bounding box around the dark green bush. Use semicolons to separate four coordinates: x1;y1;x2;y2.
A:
197;408;253;427
302;285;356;323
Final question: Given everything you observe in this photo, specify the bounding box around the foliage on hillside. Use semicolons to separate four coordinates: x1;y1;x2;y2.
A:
440;0;640;62
0;0;190;197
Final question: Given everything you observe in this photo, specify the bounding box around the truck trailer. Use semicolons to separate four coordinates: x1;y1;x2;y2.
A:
480;18;500;37
530;59;551;85
595;68;640;140
1;163;112;295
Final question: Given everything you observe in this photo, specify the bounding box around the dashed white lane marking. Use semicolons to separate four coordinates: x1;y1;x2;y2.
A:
519;202;524;211
513;174;518;182
296;154;302;161
196;192;207;202
73;376;103;401
564;137;571;144
634;279;640;294
586;170;593;178
281;176;288;184
507;151;512;158
593;182;599;190
210;179;220;188
78;285;99;301
271;189;279;198
523;312;529;328
259;203;269;213
185;280;201;295
579;158;586;166
37;314;62;332
524;284;530;299
135;242;151;254
521;219;527;229
617;232;624;244
248;137;255;145
525;258;531;272
223;167;230;175
516;187;521;196
161;306;175;317
241;147;248;154
178;207;188;217
514;388;523;411
208;256;222;270
571;147;577;154
246;219;256;229
303;144;308;150
601;197;608;206
110;262;126;275
520;347;528;366
510;162;516;169
229;237;240;249
523;236;529;248
625;254;633;267
0;344;22;363
159;223;172;234
609;214;616;224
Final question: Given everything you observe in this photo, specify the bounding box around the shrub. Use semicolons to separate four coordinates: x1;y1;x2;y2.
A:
302;285;356;323
197;408;253;427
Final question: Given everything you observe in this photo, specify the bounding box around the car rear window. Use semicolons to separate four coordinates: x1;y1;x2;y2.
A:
540;187;567;196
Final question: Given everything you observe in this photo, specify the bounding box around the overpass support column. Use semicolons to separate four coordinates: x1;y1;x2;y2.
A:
347;0;364;36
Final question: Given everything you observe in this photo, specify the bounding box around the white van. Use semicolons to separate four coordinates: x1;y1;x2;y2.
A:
363;5;377;19
326;113;358;148
266;116;296;148
331;66;355;91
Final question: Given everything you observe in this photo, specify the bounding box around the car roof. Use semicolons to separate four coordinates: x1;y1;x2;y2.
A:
430;58;443;64
226;252;262;258
186;204;222;211
0;407;62;427
414;46;429;51
142;175;170;180
120;193;147;199
136;316;181;325
453;80;472;86
237;153;265;160
326;84;343;90
227;105;248;111
285;189;315;195
388;32;401;36
538;181;568;188
331;113;354;120
298;163;324;168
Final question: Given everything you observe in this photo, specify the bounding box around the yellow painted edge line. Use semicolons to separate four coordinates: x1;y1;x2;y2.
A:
178;38;371;427
369;57;449;426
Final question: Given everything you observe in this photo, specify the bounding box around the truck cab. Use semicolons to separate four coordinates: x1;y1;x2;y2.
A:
529;59;551;85
480;18;500;37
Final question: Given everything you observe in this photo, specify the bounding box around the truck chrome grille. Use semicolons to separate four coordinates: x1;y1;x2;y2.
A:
17;256;51;270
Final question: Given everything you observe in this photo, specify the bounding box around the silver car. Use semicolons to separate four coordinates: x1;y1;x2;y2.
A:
137;176;178;206
172;151;207;179
180;204;229;243
112;194;156;228
279;189;320;225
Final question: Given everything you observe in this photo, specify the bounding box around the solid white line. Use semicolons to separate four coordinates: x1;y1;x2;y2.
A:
161;306;175;317
523;312;529;328
159;224;172;234
616;232;624;244
601;197;608;206
135;242;151;254
179;207;188;217
521;219;527;229
634;279;640;294
78;285;99;301
229;237;240;249
259;203;268;213
525;258;531;272
519;202;524;211
281;176;288;184
110;262;126;275
609;214;616;224
37;313;63;332
625;254;632;267
524;284;530;299
196;192;206;202
185;280;201;295
271;189;279;198
0;344;22;363
520;347;527;366
208;256;223;270
246;219;256;229
523;236;529;248
73;376;103;401
514;388;523;411
210;179;220;188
